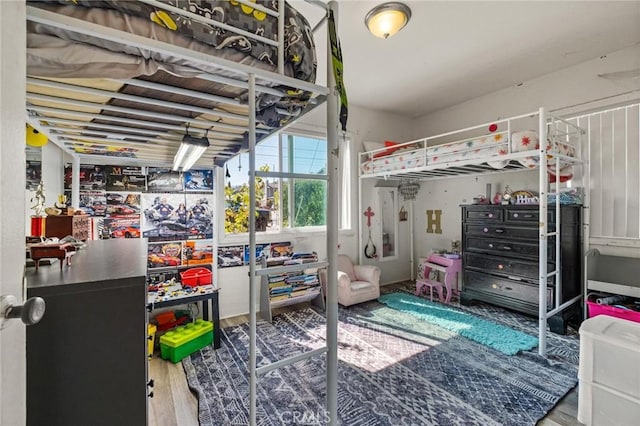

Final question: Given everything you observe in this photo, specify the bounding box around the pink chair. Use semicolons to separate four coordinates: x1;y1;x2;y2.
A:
320;255;381;306
415;255;462;303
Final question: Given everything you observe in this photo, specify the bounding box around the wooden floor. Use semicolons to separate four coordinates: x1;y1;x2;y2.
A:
148;306;584;426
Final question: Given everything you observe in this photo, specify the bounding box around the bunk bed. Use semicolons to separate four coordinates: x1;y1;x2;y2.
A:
26;0;321;167
25;1;340;424
359;108;587;356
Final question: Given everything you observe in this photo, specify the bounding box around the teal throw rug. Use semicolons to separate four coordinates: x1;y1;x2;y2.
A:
379;292;538;355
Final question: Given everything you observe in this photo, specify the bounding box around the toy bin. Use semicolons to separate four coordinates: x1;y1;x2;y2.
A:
578;315;640;425
586;300;640;323
147;323;157;359
180;267;212;287
160;319;213;363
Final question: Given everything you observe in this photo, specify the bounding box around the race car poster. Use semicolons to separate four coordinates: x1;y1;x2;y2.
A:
185;193;213;240
182;240;213;266
106;166;146;192
147;242;183;269
184;170;213;192
106;192;141;216
266;241;293;266
102;216;141;239
78;165;107;191
141;193;188;242
243;243;271;265
79;191;107;217
217;245;244;268
26;160;41;191
146;168;183;193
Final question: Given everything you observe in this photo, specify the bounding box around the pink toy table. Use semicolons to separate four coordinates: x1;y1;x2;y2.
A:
415;254;462;303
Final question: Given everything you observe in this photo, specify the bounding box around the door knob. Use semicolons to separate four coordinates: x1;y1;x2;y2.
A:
1;295;46;326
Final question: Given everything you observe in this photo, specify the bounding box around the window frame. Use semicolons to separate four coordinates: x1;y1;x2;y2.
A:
219;127;352;245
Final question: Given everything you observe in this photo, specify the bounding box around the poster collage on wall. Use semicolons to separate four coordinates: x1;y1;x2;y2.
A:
216;241;316;269
64;165;215;280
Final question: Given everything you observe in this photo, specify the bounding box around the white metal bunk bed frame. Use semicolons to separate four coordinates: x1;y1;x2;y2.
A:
26;1;341;424
358;107;588;356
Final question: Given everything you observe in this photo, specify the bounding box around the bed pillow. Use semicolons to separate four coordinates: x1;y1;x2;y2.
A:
373;140;412;158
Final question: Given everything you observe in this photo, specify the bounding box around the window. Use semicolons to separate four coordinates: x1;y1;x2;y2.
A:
224;131;335;235
224;135;280;234
282;134;327;228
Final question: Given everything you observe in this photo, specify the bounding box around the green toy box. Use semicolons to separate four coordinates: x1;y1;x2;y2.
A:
159;319;213;363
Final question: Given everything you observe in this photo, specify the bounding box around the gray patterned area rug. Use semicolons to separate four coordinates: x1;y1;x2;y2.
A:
183;299;579;425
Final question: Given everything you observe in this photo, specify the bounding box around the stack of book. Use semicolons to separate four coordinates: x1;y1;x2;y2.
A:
268;273;291;301
268;270;320;302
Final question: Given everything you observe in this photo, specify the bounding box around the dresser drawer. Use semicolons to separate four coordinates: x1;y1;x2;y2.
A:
464;223;548;240
464;252;555;282
464;207;503;222
505;208;556;224
463;270;553;308
464;236;556;260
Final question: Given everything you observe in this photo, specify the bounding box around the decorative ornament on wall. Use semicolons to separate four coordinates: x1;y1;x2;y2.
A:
426;209;442;234
363;206;377;259
26;123;48;147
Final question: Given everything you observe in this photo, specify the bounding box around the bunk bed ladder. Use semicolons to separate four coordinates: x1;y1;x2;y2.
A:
538;109;586;356
247;2;339;425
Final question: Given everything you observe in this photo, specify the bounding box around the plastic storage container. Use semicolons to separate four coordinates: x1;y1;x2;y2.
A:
160;319;213;363
147;323;156;359
180;267;212;287
578;315;640;425
587;300;640;323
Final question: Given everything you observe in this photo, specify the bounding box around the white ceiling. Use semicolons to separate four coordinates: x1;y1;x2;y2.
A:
310;1;640;118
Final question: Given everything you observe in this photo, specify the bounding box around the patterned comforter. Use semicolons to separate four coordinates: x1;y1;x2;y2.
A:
360;131;575;178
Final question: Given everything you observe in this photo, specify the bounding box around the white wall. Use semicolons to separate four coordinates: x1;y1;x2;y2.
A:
413;44;640;137
411;171;539;260
410;44;640;259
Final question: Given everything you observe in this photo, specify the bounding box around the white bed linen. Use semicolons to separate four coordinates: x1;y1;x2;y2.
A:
360;131;574;178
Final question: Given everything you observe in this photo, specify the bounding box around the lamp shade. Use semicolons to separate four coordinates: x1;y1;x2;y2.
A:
365;2;411;39
26;123;48;147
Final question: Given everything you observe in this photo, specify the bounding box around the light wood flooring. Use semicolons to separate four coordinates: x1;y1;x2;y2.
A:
148;304;583;426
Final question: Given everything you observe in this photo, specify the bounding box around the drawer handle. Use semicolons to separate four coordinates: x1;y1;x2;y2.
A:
488;243;494;248
488;213;493;218
497;264;504;269
483;227;489;233
523;214;534;218
495;229;504;233
491;283;513;291
513;213;518;218
501;245;512;251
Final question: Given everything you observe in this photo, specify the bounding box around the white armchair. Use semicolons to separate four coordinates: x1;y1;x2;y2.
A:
320;255;381;306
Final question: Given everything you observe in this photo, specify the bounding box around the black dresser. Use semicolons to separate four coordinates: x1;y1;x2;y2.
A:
460;204;582;333
26;239;148;426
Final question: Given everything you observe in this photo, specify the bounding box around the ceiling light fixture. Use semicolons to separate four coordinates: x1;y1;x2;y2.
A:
365;2;412;39
173;126;210;172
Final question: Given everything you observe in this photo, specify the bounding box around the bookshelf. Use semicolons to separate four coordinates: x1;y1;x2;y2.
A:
259;254;325;322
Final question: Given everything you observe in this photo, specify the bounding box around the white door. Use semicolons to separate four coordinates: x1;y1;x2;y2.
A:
1;1;27;425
